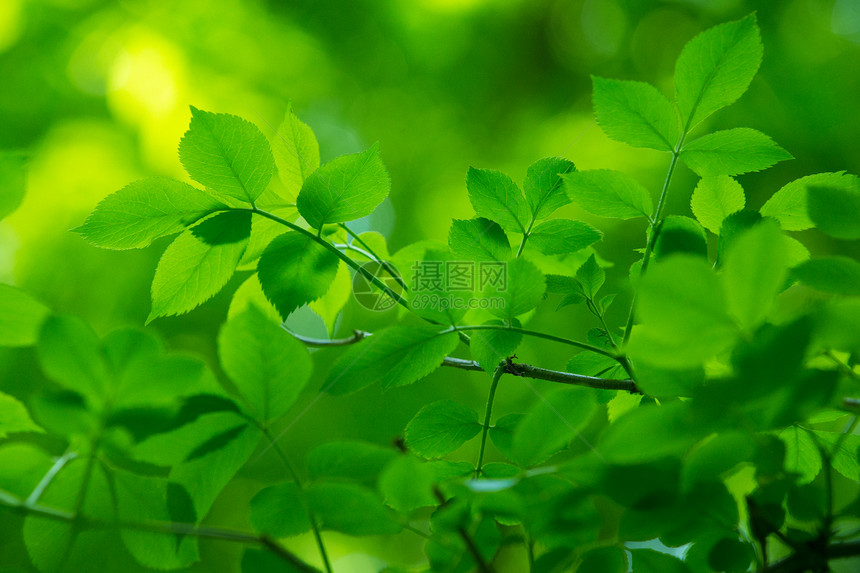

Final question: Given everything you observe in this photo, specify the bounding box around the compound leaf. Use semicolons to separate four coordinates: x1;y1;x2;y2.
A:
675;14;762;130
179;107;274;204
149;210;251;322
74;178;228;250
681;128;791;177
404;400;482;459
325;325;459;395
592;76;679;151
296;144;390;229
218;305;312;424
563;169;653;220
690;175;745;234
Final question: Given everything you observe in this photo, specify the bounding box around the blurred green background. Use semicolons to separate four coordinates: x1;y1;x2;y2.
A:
1;0;859;570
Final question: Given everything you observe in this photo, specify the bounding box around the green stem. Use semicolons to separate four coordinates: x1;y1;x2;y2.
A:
338;223;408;291
262;429;333;573
26;451;77;506
621;138;685;348
450;324;619;361
475;365;505;477
516;218;535;258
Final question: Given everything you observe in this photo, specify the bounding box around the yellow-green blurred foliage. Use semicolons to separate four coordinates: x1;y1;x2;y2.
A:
1;0;859;570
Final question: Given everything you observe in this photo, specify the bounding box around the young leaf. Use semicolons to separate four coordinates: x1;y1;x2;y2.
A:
592;76;679;151
74;178;228;250
681;128;792;177
628;255;737;368
257;231;340;320
510;387;597;467
721;221;789;330
0;284;51;347
466;167;529;233
448;218;511;261
0;392;43;439
250;482;312;537
38;315;110;406
148;210;251;321
306;482;401;535
179;107;274;204
527;219;602;255
523;157;576;220
272;105;320;194
807;182;860;240
674;14;763;130
792;256;860;295
470;319;523;373
576;254;605;299
563;169;653;220
760;172;858;231
404;400;482;459
218;305;312;424
296;144;390;229
325;325;459;395
486;257;546;322
690;175;745;234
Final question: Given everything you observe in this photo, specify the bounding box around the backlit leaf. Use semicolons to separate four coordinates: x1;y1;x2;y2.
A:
690;175;745;234
563;169;653;220
404;400;481;459
761;172;858;231
272;105;320;194
449;218;511;261
466;167;529;234
593;76;679;151
792;256;860;296
523;157;576;220
528;219;602;255
681;129;791;177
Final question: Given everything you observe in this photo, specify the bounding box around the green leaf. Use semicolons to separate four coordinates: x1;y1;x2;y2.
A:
523;157;576;220
577;546;627;573
792;256;860;296
682;431;755;490
306;441;397;486
761;172;858;231
631;548;691;573
779;426;821;485
242;548;310;573
628;255;737;368
38;315;109;406
466;167;529;233
0;151;26;220
576;254;605;299
721;220;789;330
563;169;653;220
511;387;597;467
404;400;482;459
592;76;679;151
680;129;791;177
113;471;199;569
0;284;51;347
448;218;511;261
179;107;274;204
0;443;52;498
218;306;312;424
600;403;699;464
470;319;523;373
812;430;860;481
378;455;437;511
306;482;401;535
296;144;390;229
654;215;707;260
486;257;546;322
325;325;459;395
134;411;261;519
690;175;745;234
149;210;251;321
250;482;312;537
708;538;755;573
807;182;860;240
272;105;320;194
0;391;43;438
528;219;602;255
674;14;762;129
74;178;228;250
309;261;351;334
257;231;340;319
